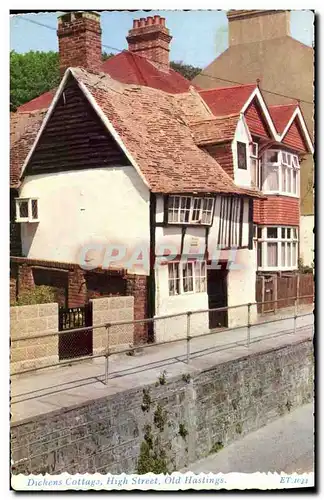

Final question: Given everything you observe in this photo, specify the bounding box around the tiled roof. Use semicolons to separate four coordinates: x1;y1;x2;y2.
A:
71;68;262;197
199;84;256;117
269;104;298;134
102;51;197;94
10;110;46;188
190;115;240;146
16;51;195;113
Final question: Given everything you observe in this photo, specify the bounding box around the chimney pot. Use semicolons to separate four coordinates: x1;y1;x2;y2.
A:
133;19;140;28
127;15;172;68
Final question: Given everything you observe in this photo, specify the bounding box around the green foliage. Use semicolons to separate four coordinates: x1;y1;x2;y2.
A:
141;388;152;412
235;423;242;435
158;370;167;385
179;423;188;439
182;373;191;383
12;286;56;306
170;61;201;81
209;441;224;454
10;50;60;111
153;404;168;432
298;257;314;274
102;51;114;61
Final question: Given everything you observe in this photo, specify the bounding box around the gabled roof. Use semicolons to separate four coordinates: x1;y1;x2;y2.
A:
269;104;298;134
199;84;257;117
20;67;263;198
16;51;196;113
190;114;240;146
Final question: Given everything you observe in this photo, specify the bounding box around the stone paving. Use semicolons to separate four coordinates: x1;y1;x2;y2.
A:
11;304;314;423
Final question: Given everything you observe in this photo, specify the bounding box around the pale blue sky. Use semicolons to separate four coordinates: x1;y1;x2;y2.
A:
10;10;314;68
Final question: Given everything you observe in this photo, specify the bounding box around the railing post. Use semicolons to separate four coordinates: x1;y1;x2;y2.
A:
104;323;110;385
186;311;192;364
247;303;251;347
294;299;298;335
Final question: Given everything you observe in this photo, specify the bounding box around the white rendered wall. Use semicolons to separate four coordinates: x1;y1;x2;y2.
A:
300;215;314;268
19;167;150;275
232;116;252;188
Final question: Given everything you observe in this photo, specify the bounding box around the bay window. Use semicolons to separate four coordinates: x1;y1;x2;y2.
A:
168;260;207;295
168;196;214;225
254;226;299;270
262;150;299;196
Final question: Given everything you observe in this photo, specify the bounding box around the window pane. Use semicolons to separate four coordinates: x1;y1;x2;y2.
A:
287;243;292;267
293;228;297;239
237;142;247;169
257;227;262;239
292;169;297;194
281;242;286;267
281;228;286;238
183;263;194;292
265;164;279;191
282;152;288;164
192;198;201;222
286;168;292;193
287;154;292;166
267;227;278;239
31;200;38;219
19;201;29;218
168;263;180;295
292;243;297;267
251;158;258;186
282;165;287;191
267;243;278;266
287;228;291;239
252;142;258;157
268;151;279;163
257;243;262;267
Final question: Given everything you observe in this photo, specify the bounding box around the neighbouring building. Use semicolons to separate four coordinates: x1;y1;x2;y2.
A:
10;11;313;353
193;9;314;268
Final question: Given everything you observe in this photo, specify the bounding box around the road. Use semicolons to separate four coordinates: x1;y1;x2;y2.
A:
183;403;314;474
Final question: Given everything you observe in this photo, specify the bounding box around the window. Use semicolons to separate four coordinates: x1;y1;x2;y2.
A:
262;150;299;196
168;260;207;296
168;196;214;225
254;226;299;270
250;142;259;187
218;197;243;248
237;142;247;169
15;198;39;223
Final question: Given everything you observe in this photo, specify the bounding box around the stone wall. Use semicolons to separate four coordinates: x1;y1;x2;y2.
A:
10;303;58;374
92;296;134;355
11;338;314;474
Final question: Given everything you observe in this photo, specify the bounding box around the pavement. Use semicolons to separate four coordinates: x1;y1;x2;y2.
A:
10;304;314;424
182;403;314;474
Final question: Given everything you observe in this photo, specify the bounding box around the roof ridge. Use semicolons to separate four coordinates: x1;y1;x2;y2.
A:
269;103;298;109
199;83;256;93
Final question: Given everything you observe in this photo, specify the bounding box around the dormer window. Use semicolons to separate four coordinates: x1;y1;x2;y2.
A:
168;196;214;225
15;198;39;223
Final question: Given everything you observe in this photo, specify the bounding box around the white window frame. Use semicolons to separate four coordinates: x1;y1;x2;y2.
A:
261;149;300;197
250;142;260;188
168;196;214;225
15;198;39;223
168;260;207;296
255;226;299;271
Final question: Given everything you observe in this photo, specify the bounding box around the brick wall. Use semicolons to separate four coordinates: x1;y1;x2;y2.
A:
126;275;148;344
10;303;58;374
68;268;87;308
86;272;126;301
253;196;300;225
91;296;134;355
11;338;314;474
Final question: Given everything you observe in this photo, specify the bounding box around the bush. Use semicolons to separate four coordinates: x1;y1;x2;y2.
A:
12;286;57;306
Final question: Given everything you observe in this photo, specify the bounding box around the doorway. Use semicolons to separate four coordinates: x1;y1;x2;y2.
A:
207;261;228;329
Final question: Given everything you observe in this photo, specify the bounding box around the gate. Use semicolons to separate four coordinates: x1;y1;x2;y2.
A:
58;303;93;360
263;276;275;313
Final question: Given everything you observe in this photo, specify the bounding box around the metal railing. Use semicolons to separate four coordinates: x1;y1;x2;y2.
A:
10;295;314;385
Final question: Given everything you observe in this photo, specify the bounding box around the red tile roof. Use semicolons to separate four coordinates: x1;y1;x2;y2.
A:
17;51;196;113
199;84;256;117
269;104;298;134
68;68;262;197
102;51;197;94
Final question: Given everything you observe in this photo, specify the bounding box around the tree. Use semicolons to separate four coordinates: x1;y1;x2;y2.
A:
10;51;202;111
170;61;201;81
10;50;60;111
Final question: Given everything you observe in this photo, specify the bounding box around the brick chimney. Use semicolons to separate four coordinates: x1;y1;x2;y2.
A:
126;15;172;68
227;10;290;46
57;11;102;75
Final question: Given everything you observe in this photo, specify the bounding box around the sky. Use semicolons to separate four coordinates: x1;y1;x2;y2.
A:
10;10;314;69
